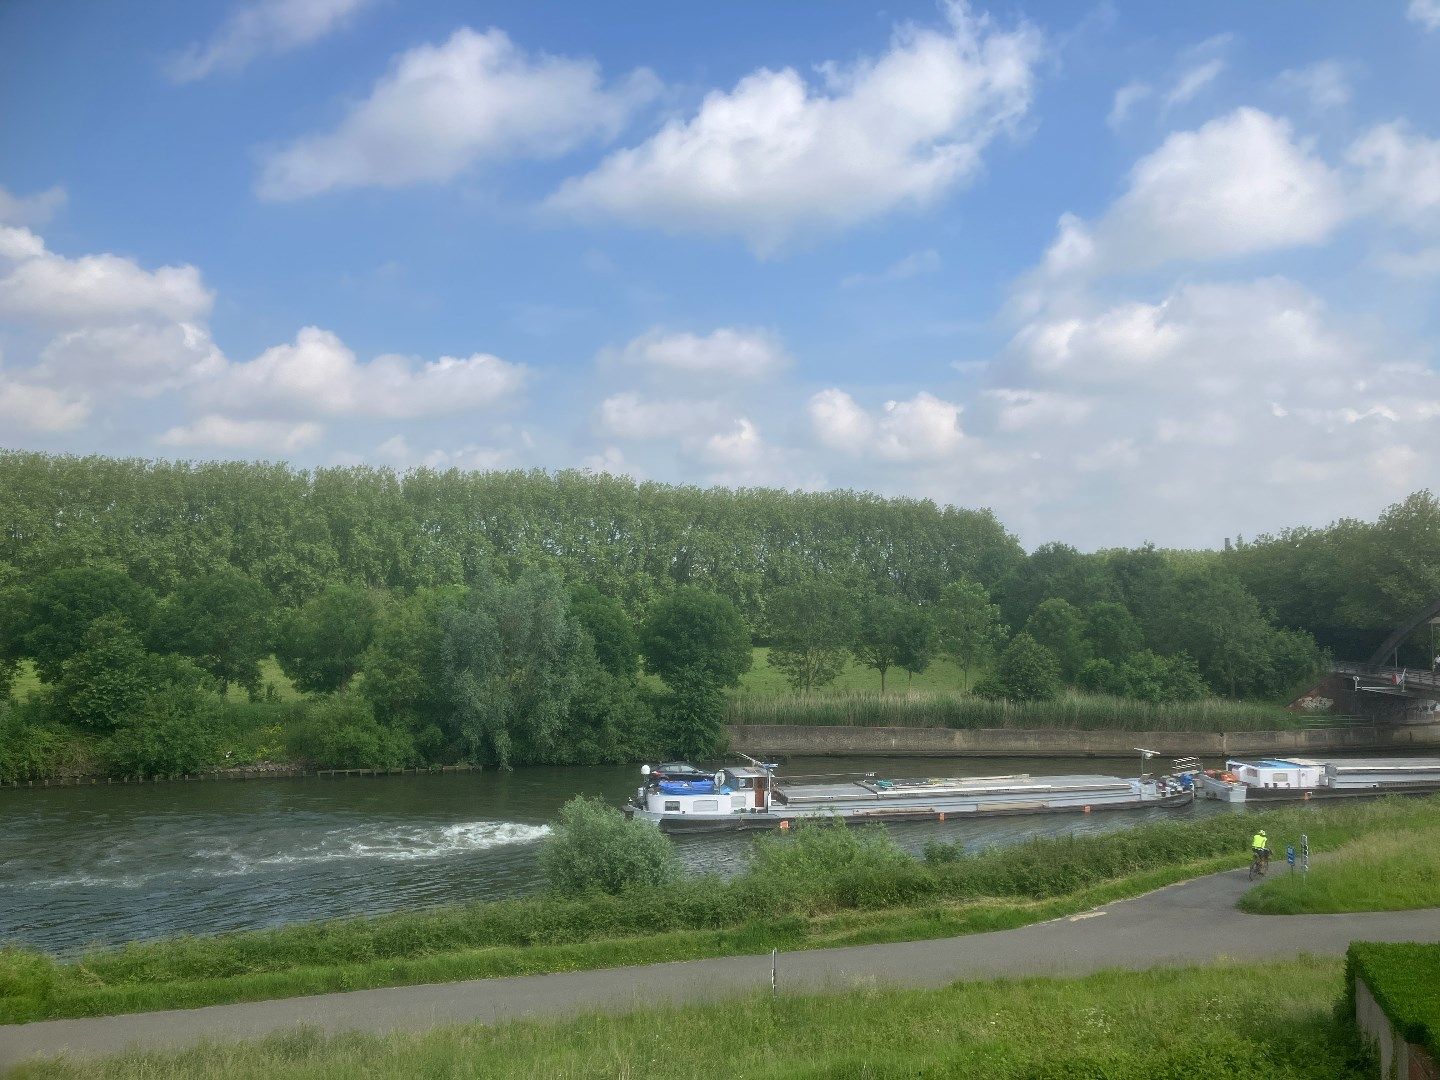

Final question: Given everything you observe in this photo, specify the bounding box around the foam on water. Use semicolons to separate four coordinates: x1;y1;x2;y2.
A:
251;820;552;867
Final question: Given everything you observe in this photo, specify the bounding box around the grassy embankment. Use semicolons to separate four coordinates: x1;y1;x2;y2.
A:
8;957;1371;1080
3;796;1436;1026
1348;942;1440;1061
1241;820;1440;914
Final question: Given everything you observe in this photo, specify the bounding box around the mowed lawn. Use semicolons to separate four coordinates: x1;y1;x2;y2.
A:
9;657;302;704
735;646;978;696
8;957;1367;1080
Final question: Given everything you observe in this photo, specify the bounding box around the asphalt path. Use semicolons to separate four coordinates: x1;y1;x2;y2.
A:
3;870;1439;1069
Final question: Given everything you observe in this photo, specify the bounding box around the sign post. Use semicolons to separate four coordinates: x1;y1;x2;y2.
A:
1300;834;1309;875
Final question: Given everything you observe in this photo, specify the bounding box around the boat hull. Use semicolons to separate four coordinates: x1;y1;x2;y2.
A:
631;789;1194;833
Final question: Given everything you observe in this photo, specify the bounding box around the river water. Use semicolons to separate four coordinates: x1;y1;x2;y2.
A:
0;755;1243;955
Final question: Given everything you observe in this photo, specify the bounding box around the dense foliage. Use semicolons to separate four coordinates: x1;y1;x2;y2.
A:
539;795;682;896
15;447;1428;779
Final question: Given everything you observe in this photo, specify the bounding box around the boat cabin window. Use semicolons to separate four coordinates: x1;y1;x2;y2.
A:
694;799;719;812
664;800;681;812
731;795;747;809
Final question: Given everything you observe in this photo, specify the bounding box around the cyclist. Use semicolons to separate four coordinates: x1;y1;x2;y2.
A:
1249;829;1271;877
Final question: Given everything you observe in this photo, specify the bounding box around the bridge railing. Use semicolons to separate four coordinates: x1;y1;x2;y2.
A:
1332;661;1440;691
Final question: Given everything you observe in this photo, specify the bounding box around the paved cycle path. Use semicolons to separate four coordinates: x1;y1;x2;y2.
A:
4;870;1439;1068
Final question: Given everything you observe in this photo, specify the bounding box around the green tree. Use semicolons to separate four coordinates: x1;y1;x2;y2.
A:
640;587;751;688
359;587;462;756
935;578;1006;685
1115;650;1208;703
973;633;1063;702
1025;598;1091;681
52;616;208;731
1083;601;1142;664
658;668;728;760
766;582;856;693
539;795;681;896
853;595;905;692
894;606;937;689
15;566;157;682
275;583;379;694
1075;657;1125;696
287;693;417;769
439;571;589;767
570;585;640;679
565;666;658;765
154;568;273;695
104;683;222;778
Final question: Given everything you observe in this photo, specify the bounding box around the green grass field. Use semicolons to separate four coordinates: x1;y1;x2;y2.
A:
735;646;978;695
8;957;1369;1079
9;657;302;704
1240;822;1440;915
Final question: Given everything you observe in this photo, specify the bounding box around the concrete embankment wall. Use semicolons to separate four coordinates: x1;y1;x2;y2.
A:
725;722;1440;759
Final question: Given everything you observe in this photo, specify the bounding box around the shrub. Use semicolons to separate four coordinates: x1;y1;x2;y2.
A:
974;633;1063;702
745;820;920;912
285;693;417;769
540;795;681;896
103;684;224;778
0;700;88;782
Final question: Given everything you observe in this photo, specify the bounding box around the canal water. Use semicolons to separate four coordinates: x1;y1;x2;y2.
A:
0;755;1241;955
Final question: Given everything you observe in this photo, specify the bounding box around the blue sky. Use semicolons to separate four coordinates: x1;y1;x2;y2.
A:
2;0;1439;548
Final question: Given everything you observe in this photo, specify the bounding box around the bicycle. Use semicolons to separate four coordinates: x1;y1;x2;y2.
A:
1248;848;1271;881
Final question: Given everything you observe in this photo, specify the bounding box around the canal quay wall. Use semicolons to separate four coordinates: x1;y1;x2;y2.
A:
725;721;1440;759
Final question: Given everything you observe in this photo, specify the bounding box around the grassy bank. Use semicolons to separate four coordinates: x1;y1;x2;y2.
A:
1240;822;1440;914
4;796;1435;1026
9;956;1370;1079
728;687;1300;732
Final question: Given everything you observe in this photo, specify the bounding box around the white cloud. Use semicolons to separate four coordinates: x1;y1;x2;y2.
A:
170;0;372;82
550;2;1041;252
984;387;1091;431
606;327;791;381
159;414;323;451
1276;60;1353;110
1409;0;1440;31
596;391;723;440
808;388;963;461
966;274;1440;543
257;28;658;199
0;228;212;326
701;418;765;467
0;185;66;227
1163;58;1224;108
1107;82;1150;128
1348;121;1440;227
38;322;225;396
808;388;875;450
1038;108;1344;279
0;377;89;432
841;249;942;288
876;392;965;460
211;326;529;419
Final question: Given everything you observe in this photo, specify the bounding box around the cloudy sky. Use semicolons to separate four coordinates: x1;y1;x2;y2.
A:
2;0;1439;549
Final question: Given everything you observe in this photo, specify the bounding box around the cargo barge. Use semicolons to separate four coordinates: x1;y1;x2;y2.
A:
626;761;1192;833
1195;757;1440;804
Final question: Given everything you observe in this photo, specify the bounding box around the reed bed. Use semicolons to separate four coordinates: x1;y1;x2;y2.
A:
727;689;1302;732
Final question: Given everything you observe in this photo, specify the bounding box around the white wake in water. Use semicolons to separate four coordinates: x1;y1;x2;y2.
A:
251;820;552;868
17;821;552;888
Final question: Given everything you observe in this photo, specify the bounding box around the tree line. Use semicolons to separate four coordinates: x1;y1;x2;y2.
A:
12;449;1432;779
